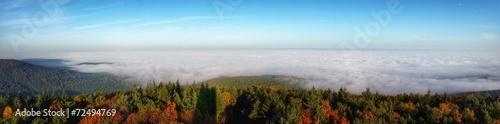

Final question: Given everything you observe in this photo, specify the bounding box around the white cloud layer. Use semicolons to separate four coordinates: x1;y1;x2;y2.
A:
11;50;500;94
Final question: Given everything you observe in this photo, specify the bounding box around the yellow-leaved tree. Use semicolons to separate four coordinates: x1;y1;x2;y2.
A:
2;106;13;119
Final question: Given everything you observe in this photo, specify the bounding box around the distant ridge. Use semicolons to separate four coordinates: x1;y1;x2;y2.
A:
0;59;21;66
453;89;500;97
20;59;68;68
0;59;130;96
202;75;306;89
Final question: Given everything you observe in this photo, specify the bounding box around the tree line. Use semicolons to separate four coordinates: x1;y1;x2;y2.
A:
1;80;499;124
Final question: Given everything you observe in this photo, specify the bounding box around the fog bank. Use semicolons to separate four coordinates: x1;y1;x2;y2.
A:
11;50;500;94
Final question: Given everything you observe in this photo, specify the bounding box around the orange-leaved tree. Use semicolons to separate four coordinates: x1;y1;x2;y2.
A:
2;106;13;119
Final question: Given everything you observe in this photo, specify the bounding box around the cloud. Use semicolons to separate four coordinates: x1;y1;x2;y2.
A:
134;16;217;27
135;16;246;27
0;14;85;29
472;25;498;29
12;50;500;95
482;33;499;41
0;2;83;30
73;19;141;30
0;19;26;28
1;0;36;10
81;3;119;10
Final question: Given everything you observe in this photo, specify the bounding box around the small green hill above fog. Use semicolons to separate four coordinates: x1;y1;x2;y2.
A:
0;59;131;96
202;75;306;89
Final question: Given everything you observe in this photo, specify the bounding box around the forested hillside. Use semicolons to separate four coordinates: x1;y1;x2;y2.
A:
0;59;131;96
203;75;305;89
1;79;499;124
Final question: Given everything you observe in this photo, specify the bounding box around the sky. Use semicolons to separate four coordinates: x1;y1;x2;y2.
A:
0;0;499;54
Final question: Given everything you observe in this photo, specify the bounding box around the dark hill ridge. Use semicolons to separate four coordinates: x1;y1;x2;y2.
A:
0;59;131;96
0;59;26;69
20;59;69;69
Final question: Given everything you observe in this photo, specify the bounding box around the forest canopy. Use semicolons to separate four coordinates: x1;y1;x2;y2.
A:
0;76;499;124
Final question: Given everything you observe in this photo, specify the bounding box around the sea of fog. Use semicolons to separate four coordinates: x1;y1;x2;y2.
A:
8;50;500;94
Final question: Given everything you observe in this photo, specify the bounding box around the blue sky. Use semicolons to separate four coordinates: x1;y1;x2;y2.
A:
0;0;499;53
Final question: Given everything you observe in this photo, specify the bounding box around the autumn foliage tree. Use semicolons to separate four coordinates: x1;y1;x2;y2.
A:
321;100;341;124
462;108;476;123
300;109;313;124
79;115;104;124
165;101;179;123
1;78;500;123
2;106;12;119
49;100;63;111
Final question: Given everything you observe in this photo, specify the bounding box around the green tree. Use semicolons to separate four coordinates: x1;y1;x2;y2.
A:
31;117;48;124
173;92;182;108
249;99;262;120
181;83;198;110
215;87;225;118
157;83;171;102
279;97;302;124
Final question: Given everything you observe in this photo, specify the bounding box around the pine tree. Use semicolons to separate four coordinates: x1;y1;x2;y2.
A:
60;89;68;101
215;87;225;121
158;83;170;102
173;92;182;108
280;97;302;124
249;99;262;120
13;97;22;110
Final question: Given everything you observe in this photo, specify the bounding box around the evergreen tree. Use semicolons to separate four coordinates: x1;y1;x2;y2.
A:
280;97;302;124
215;87;225;117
